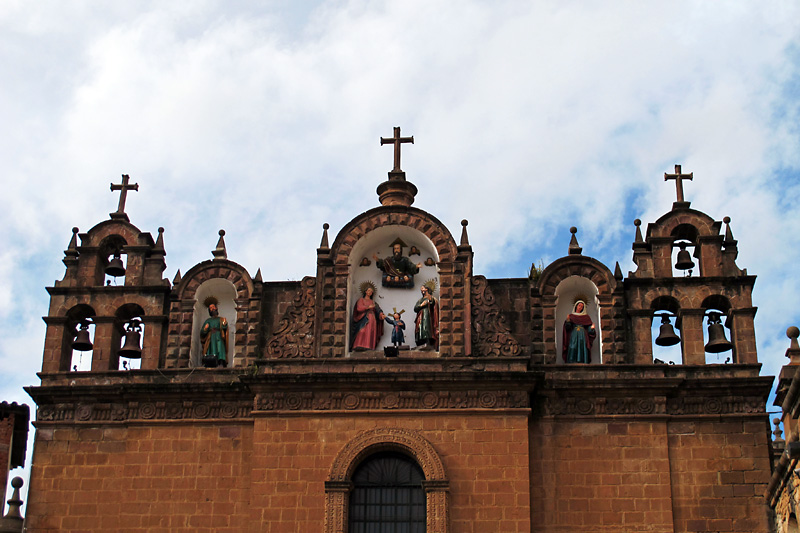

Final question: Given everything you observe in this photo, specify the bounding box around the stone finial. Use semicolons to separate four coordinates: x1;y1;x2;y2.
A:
722;216;737;245
568;227;582;255
319;223;330;249
254;268;263;282
614;261;623;281
460;219;470;247
3;476;23;519
786;326;800;364
634;219;643;243
64;227;80;258
154;227;165;253
773;418;785;443
172;269;182;285
212;230;227;260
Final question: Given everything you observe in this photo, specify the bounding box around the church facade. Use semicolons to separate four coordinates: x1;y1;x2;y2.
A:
24;134;773;532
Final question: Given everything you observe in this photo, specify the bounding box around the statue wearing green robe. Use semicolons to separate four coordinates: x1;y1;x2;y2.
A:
201;303;228;367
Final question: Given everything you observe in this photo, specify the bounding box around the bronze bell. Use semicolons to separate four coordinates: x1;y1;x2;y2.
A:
72;322;93;352
674;243;695;271
118;320;142;359
705;312;733;353
655;315;681;347
105;252;126;278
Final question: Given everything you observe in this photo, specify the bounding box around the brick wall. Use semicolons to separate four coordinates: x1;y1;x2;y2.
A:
529;417;771;532
26;424;253;532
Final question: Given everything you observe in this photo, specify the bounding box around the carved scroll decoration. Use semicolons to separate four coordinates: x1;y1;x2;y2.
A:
266;276;316;358
470;275;521;357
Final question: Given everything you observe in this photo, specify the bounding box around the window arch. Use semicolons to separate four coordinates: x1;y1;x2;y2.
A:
349;452;426;532
326;428;449;533
64;304;96;372
650;296;682;364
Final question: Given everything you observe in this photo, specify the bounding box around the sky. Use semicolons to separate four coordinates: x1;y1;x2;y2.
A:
2;0;800;509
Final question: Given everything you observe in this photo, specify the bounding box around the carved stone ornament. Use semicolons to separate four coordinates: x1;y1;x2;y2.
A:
36;400;251;423
539;394;763;417
325;428;449;533
470;275;521;357
255;390;528;412
266;276;316;358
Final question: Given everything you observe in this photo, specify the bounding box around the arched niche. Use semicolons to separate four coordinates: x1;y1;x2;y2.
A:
554;276;601;364
114;303;145;370
670;223;700;278
347;225;439;352
650;296;682;364
64;304;96;372
701;295;734;364
191;278;237;366
98;234;128;286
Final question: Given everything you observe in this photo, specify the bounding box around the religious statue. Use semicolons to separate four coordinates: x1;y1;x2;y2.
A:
373;238;422;288
414;281;439;350
385;309;406;348
200;299;229;367
562;299;596;363
351;282;385;351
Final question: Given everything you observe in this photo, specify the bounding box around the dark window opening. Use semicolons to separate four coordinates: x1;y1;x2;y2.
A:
349;452;426;533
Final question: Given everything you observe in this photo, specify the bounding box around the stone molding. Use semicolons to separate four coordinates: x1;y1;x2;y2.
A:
539;393;765;417
255;390;528;412
36;399;252;424
470;276;521;357
325;427;449;533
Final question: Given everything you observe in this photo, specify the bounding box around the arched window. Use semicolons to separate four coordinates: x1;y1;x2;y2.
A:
349;452;426;533
99;235;128;286
671;224;699;278
114;304;145;370
651;296;682;364
554;276;601;364
701;295;734;364
65;304;96;372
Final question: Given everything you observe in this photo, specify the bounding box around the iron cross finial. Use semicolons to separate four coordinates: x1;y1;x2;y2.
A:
110;174;139;215
380;127;414;172
664;164;693;203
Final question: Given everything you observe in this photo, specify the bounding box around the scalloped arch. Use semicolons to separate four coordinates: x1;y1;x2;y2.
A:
328;427;447;483
330;207;458;265
538;256;617;296
175;259;254;301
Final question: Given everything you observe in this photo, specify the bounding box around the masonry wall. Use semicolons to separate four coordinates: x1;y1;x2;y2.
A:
252;413;531;533
25;424;254;533
0;414;14;493
529;417;772;533
667;419;771;532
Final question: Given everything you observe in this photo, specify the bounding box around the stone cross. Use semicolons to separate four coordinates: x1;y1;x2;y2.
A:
381;127;414;172
664;164;693;203
110;174;139;215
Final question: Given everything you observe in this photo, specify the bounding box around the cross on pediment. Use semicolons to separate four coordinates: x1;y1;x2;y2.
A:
381;127;414;173
664;164;693;203
110;174;139;216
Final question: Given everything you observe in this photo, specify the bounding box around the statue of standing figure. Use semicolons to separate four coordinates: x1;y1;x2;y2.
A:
414;282;439;350
562;299;596;363
373;238;422;288
201;299;229;367
351;283;385;351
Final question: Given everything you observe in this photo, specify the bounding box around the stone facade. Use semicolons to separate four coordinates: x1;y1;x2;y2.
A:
24;166;774;532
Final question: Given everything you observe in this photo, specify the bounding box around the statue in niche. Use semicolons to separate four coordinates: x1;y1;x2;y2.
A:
385;308;407;348
351;282;385;351
414;281;439;350
562;299;596;364
373;238;421;288
201;297;229;367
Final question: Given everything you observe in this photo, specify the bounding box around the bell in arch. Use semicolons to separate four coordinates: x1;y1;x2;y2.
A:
72;321;93;352
704;312;733;353
118;320;142;359
655;314;681;347
105;251;126;278
674;243;695;272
